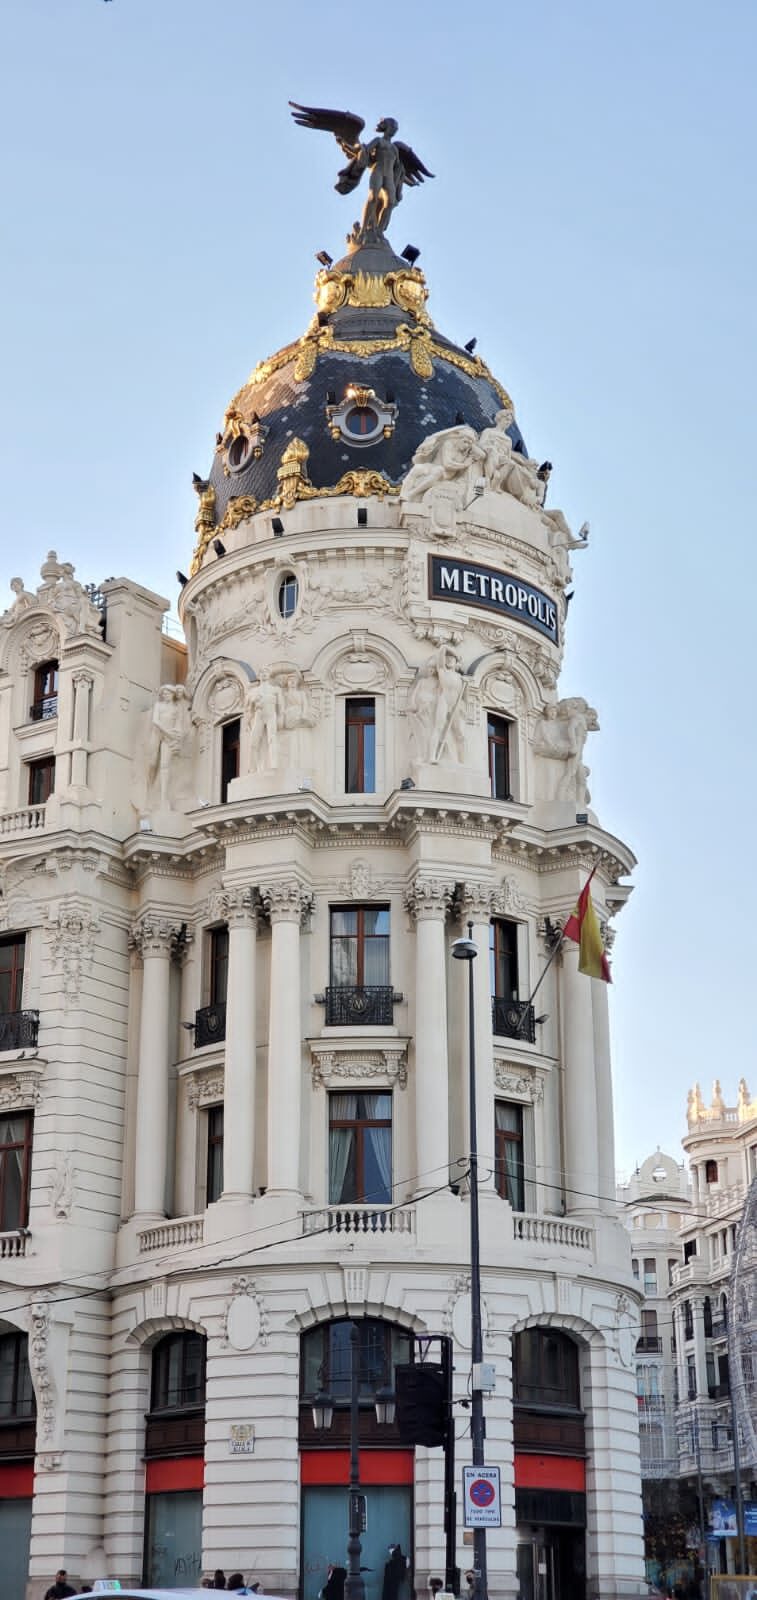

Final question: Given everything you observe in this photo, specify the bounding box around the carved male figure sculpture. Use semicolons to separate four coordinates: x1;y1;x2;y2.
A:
245;673;283;771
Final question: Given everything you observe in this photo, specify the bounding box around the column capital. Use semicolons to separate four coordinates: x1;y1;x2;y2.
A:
456;879;494;924
72;668;94;691
212;885;258;929
404;875;455;922
261;879;314;925
129;914;188;960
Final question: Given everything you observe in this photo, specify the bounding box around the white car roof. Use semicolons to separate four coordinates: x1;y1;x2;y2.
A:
70;1590;284;1598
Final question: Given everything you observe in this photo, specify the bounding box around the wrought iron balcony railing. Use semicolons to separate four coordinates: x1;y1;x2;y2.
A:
29;695;58;721
323;985;399;1026
0;1010;40;1051
194;1001;227;1048
492;996;536;1042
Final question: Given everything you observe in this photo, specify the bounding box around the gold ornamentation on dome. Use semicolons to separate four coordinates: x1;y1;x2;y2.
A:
386;269;430;322
404;323;434;379
220;495;258;532
276;437;312;510
293;333;321;382
345;384;374;408
331;469;399;499
314;270;349;315
223;405;246;440
348;270;393;308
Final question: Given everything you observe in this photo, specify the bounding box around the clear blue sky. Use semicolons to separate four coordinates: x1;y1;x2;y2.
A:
3;0;756;1180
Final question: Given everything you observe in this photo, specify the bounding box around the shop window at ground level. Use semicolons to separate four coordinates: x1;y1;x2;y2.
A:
0;1495;33;1600
302;1482;411;1600
144;1488;203;1588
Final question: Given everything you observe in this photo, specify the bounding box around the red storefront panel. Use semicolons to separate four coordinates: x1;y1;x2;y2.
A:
514;1454;585;1492
145;1456;204;1492
0;1462;34;1498
301;1450;414;1485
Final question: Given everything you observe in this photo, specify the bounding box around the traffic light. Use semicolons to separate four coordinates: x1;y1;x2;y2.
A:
394;1362;448;1447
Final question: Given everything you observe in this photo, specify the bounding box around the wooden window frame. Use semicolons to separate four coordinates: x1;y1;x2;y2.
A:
0;1330;36;1421
489;917;519;1000
220;717;241;804
150;1332;207;1414
329;905;390;987
207;925;229;1007
345;697;376;794
206;1105;224;1205
494;1099;525;1210
0;1110;34;1231
0;934;25;1014
328;1091;392;1205
487;712;512;800
27;756;55;806
31;659;59;721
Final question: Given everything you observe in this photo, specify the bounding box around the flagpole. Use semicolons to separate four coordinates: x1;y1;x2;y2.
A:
512;925;565;1037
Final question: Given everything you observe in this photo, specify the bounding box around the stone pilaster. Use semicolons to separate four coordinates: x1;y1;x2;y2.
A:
71;669;93;788
219;887;258;1201
129;915;185;1220
457;881;495;1188
261;880;313;1195
405;875;455;1192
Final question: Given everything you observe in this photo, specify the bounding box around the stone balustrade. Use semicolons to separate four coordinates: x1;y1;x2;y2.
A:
513;1212;594;1251
301;1204;416;1237
0;804;46;835
137;1216;204;1253
0;1232;29;1259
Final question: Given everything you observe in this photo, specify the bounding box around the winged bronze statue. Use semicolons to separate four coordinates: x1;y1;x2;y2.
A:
289;102;433;243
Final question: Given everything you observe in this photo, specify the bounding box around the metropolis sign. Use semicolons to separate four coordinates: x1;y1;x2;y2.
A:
428;555;559;643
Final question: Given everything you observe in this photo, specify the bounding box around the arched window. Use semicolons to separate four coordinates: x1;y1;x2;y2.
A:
150;1332;206;1414
301;1318;410;1406
705;1159;718;1184
513;1328;580;1411
0;1329;36;1422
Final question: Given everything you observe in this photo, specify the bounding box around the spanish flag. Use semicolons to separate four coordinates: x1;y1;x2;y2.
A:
563;870;611;982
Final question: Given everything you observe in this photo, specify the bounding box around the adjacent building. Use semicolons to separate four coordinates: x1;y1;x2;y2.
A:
0;184;645;1600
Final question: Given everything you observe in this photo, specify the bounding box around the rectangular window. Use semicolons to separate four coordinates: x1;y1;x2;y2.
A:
0;936;25;1015
329;906;390;987
683;1238;697;1262
31;659;59;721
643;1257;657;1293
668;1257;677;1286
208;926;229;1006
0;1112;33;1231
206;1106;224;1204
640;1308;658;1348
632;1258;639;1280
328;1092;392;1205
490;918;518;999
683;1300;694;1340
487;712;512;800
220;718;240;803
494;1100;524;1211
27;756;55;806
345;698;376;794
687;1355;697;1400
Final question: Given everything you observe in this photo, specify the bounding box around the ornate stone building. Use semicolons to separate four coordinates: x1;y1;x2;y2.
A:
0;194;644;1599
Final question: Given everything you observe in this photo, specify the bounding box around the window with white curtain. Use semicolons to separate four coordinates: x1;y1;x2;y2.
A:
494;1100;525;1211
328;1092;392;1205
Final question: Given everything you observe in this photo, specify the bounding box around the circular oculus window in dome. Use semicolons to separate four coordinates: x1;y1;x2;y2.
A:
226;432;256;473
277;573;299;619
326;387;398;447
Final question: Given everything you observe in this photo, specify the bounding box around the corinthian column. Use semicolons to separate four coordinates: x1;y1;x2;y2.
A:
458;881;495;1189
261;880;313;1196
130;915;183;1219
592;967;616;1214
405;876;454;1192
220;886;258;1201
560;939;600;1214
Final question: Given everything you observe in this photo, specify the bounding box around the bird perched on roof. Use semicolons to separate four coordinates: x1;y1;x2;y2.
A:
289;101;433;243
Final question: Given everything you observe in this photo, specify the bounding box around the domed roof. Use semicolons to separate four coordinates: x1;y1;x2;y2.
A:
192;234;526;571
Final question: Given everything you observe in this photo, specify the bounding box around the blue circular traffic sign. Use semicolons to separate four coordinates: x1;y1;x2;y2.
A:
469;1477;496;1508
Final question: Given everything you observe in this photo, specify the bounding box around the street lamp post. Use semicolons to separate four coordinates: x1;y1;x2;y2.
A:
452;922;488;1600
346;1320;365;1600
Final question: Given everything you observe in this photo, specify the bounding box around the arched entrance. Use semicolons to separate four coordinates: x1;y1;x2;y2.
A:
513;1327;586;1600
300;1318;414;1600
143;1329;206;1587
